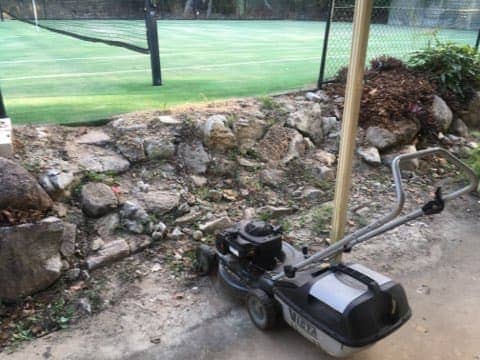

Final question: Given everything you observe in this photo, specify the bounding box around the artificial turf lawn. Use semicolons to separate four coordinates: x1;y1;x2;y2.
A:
0;20;477;124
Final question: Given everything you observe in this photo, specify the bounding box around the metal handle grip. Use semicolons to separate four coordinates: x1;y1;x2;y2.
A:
272;147;479;281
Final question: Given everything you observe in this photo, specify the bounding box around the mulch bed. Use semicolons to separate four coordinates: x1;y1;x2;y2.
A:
0;209;48;227
327;60;438;134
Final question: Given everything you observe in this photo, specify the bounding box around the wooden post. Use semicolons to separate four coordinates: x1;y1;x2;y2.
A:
330;0;373;260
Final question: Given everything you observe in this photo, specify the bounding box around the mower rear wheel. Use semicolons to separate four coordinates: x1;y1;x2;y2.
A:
196;244;216;275
246;289;278;330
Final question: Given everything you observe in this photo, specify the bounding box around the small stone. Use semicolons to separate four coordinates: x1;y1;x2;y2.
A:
190;175;207;187
322;117;338;136
260;169;285;188
91;237;105;252
116;137;146;163
191;286;200;294
152;222;167;241
77;298;92;315
238;157;260;169
144;138;175;160
81;183;118;218
95;213;120;239
199;216;232;234
168;227;184;240
415;325;428;334
123;219;145;235
192;230;203;241
137;181;150;193
66;268;81;281
144;191;180;215
158;115;182;125
366;127;397;150
207;190;223;202
73;145;130;174
204;115;236;151
432;95;453;132
60;223;77;257
256;206;296;219
358;146;381;165
86;239;130;270
150;335;162;345
175;211;202;225
39;169;75;196
451;118;469;138
303;187;324;202
416;284;431;295
313;150;336;166
80;270;90;281
75;130;111;146
244;208;256;219
151;263;162;272
305;92;321;101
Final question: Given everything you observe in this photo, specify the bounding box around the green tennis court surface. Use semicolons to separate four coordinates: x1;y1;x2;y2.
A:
0;20;477;124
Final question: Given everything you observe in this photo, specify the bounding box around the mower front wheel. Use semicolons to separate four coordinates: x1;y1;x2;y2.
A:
196;244;216;275
246;289;278;330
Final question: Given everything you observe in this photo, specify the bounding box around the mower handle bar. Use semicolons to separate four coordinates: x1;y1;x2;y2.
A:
272;147;479;281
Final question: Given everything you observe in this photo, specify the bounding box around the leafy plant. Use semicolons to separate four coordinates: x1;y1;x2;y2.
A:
467;147;480;179
409;39;480;99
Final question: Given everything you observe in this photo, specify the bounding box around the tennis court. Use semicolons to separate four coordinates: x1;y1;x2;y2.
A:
0;19;477;124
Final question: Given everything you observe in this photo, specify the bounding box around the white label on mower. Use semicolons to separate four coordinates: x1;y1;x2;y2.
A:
228;246;239;257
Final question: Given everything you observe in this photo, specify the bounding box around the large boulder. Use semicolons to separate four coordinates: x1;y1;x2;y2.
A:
366;120;419;151
177;141;210;174
233;117;268;154
451;118;469;138
204;115;236;151
0;217;64;302
68;144;130;174
81;183;118;218
257;125;309;163
286;104;324;145
0;157;53;211
365;127;397;150
143;190;180;215
431;95;453;132
462;91;480;129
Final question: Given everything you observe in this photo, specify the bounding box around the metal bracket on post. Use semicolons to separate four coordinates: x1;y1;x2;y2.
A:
317;0;335;89
145;0;162;86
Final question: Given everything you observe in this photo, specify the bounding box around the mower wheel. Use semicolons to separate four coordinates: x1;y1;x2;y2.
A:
196;244;216;275
246;289;278;330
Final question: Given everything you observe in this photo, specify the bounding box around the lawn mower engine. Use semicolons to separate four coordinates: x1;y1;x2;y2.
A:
212;220;411;357
215;220;284;271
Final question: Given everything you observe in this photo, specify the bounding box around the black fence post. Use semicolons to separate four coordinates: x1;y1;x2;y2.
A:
0;89;7;118
0;0;4;21
317;0;335;89
145;0;162;86
476;28;480;52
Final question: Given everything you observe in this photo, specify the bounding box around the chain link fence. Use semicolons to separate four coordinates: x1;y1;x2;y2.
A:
319;0;480;85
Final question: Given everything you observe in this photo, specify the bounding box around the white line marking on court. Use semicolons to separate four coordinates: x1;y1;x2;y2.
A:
0;46;326;65
0;56;322;81
0;54;145;64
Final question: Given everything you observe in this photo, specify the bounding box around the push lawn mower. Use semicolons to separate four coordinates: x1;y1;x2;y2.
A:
196;148;479;357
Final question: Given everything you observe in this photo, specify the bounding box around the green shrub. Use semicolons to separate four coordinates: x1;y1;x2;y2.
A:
468;147;480;178
409;39;480;99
